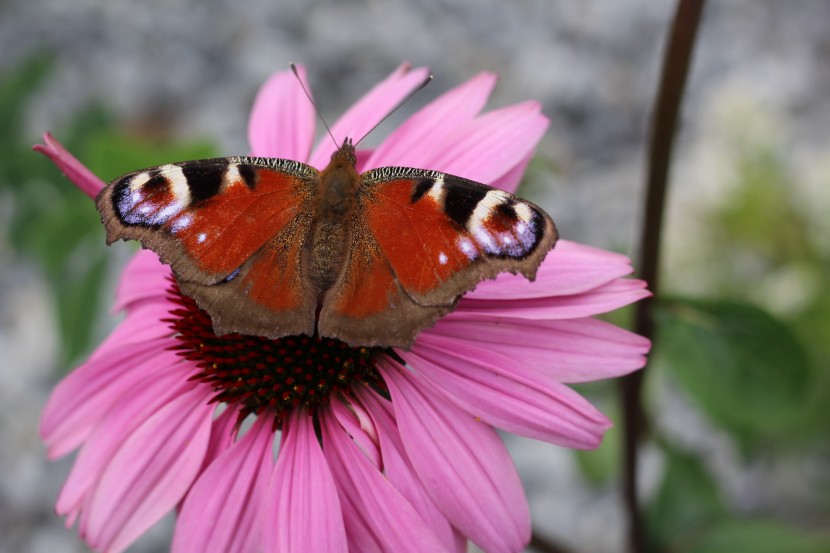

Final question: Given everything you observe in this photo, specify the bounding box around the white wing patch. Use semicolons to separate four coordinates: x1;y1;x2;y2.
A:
117;165;192;226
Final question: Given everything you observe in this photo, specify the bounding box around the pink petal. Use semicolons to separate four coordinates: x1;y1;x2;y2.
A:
90;302;175;362
56;370;198;517
112;250;172;312
401;336;611;448
356;388;467;553
263;410;347;553
490;153;531;194
196;406;241;477
331;399;381;468
308;63;431;169
428;316;649;383
379;360;530;553
466;240;637;300
81;385;214;553
353;148;374;172
420;101;548;184
33;133;105;199
41;338;181;458
248;64;316;161
172;416;275;553
458;278;650;320
320;408;450;553
365;72;498;171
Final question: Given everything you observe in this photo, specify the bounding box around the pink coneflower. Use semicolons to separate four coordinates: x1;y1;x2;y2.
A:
36;63;650;553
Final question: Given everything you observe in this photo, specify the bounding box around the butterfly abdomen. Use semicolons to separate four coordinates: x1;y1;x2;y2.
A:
307;218;350;293
307;144;362;294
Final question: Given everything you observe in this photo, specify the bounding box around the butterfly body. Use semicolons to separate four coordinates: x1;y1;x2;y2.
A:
97;140;558;348
307;141;360;292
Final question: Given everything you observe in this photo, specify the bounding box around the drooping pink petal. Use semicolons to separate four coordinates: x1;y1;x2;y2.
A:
81;385;214;553
308;63;431;169
248;64;316;161
427;315;650;383
401;337;611;448
320;408;450;553
56;370;198;518
419;101;548;184
466;239;637;300
356;387;467;553
172;416;274;553
459;278;650;320
263;410;347;553
379;360;530;553
365;72;498;171
112;250;172;312
33;133;105;199
40;338;182;458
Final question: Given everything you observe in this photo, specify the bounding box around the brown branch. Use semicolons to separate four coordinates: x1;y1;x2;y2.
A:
620;1;706;552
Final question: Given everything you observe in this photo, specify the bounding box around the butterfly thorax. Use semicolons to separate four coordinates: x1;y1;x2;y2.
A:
307;141;361;292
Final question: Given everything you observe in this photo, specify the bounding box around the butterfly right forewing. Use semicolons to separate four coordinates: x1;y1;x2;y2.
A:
359;167;557;304
317;166;558;347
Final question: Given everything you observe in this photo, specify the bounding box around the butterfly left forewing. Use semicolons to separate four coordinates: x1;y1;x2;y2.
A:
97;157;321;338
318;167;558;347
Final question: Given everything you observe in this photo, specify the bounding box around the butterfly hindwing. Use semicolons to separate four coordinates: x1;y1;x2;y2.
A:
97;157;321;337
318;167;558;347
317;215;452;347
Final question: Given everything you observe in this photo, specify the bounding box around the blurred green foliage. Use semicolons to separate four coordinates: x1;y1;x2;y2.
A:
642;123;830;550
573;98;829;550
0;55;216;366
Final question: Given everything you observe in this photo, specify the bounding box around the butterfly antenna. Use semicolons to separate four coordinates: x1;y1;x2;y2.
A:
353;72;434;148
290;62;339;149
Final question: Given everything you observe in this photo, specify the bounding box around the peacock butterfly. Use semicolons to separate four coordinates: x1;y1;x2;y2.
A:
97;132;558;349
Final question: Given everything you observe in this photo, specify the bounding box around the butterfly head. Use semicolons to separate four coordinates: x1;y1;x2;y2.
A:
330;138;357;170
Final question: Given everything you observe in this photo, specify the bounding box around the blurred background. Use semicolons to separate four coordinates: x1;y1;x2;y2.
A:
1;1;828;552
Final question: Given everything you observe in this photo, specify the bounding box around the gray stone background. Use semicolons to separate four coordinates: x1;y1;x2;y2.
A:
1;1;829;552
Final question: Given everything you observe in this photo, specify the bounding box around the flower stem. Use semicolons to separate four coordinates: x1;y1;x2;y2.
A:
621;1;706;552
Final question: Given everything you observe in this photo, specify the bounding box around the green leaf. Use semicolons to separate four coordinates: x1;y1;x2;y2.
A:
656;297;815;450
687;518;830;553
646;446;726;551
